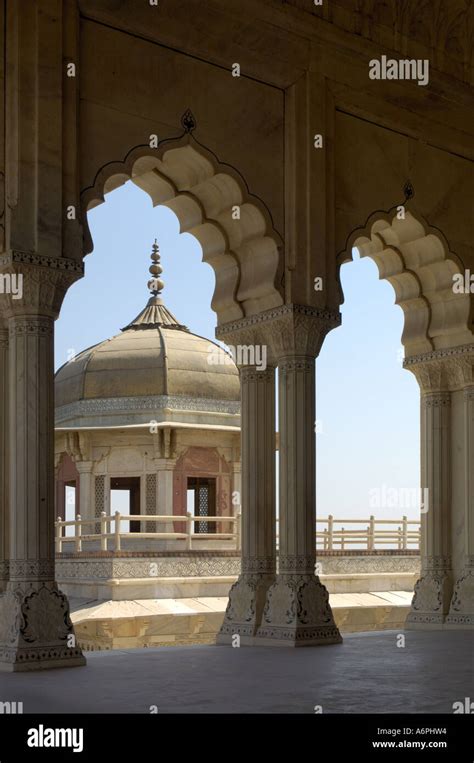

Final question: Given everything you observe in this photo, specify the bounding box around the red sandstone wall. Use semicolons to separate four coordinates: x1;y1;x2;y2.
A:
173;447;231;534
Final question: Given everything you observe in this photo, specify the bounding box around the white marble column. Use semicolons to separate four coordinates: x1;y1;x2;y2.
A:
407;390;453;627
0;324;9;592
447;384;474;626
217;364;276;643
156;462;175;535
76;461;94;521
256;353;341;645
0;293;85;669
231;305;341;646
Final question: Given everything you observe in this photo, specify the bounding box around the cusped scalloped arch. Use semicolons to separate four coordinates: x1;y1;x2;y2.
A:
338;209;473;358
81;137;284;326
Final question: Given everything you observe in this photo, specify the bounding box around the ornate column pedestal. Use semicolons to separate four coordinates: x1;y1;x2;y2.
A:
217;362;276;644
0;258;85;671
406;385;453;628
0;323;9;592
256;305;341;646
447;383;474;627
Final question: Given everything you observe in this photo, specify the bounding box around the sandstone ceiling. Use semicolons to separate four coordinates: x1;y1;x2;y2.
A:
281;0;473;83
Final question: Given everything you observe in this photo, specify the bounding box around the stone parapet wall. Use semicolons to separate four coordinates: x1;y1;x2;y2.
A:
56;553;241;581
56;551;419;581
56;552;420;601
318;554;420;575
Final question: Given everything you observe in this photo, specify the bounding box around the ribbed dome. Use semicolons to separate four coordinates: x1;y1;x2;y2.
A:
55;298;239;408
55;243;240;427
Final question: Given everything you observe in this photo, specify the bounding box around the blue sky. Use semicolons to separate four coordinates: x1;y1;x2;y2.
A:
57;181;420;523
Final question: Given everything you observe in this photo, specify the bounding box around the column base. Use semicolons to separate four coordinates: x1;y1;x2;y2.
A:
445;567;474;628
0;581;86;671
216;573;275;644
405;569;452;629
255;574;342;647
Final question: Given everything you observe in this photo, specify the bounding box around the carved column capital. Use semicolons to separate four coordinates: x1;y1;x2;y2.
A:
448;355;474;390
74;460;94;475
66;431;92;463
216;322;266;348
406;358;450;394
217;304;341;362
264;304;340;360
0;251;83;319
215;322;275;370
404;344;474;393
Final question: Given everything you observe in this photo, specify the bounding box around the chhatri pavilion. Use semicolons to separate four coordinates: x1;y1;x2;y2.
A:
54;242;242;558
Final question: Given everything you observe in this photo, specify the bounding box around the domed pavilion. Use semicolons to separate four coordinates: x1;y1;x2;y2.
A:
54;242;241;551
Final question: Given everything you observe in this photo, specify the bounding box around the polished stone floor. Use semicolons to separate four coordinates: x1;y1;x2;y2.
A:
69;591;413;648
0;631;472;714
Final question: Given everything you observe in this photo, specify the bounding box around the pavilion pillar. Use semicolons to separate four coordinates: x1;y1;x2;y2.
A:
217;355;276;643
447;375;474;627
76;462;94;521
406;390;453;626
0;260;85;671
254;306;341;645
155;461;176;534
403;354;457;628
0;322;9;592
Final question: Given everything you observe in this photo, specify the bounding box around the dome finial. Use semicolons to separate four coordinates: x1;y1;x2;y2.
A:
147;238;164;296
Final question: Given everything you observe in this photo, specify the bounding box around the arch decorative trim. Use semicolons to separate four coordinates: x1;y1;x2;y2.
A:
338;209;473;358
80;136;284;326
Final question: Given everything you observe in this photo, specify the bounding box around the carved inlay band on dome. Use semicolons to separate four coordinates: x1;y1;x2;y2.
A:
55;394;240;423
